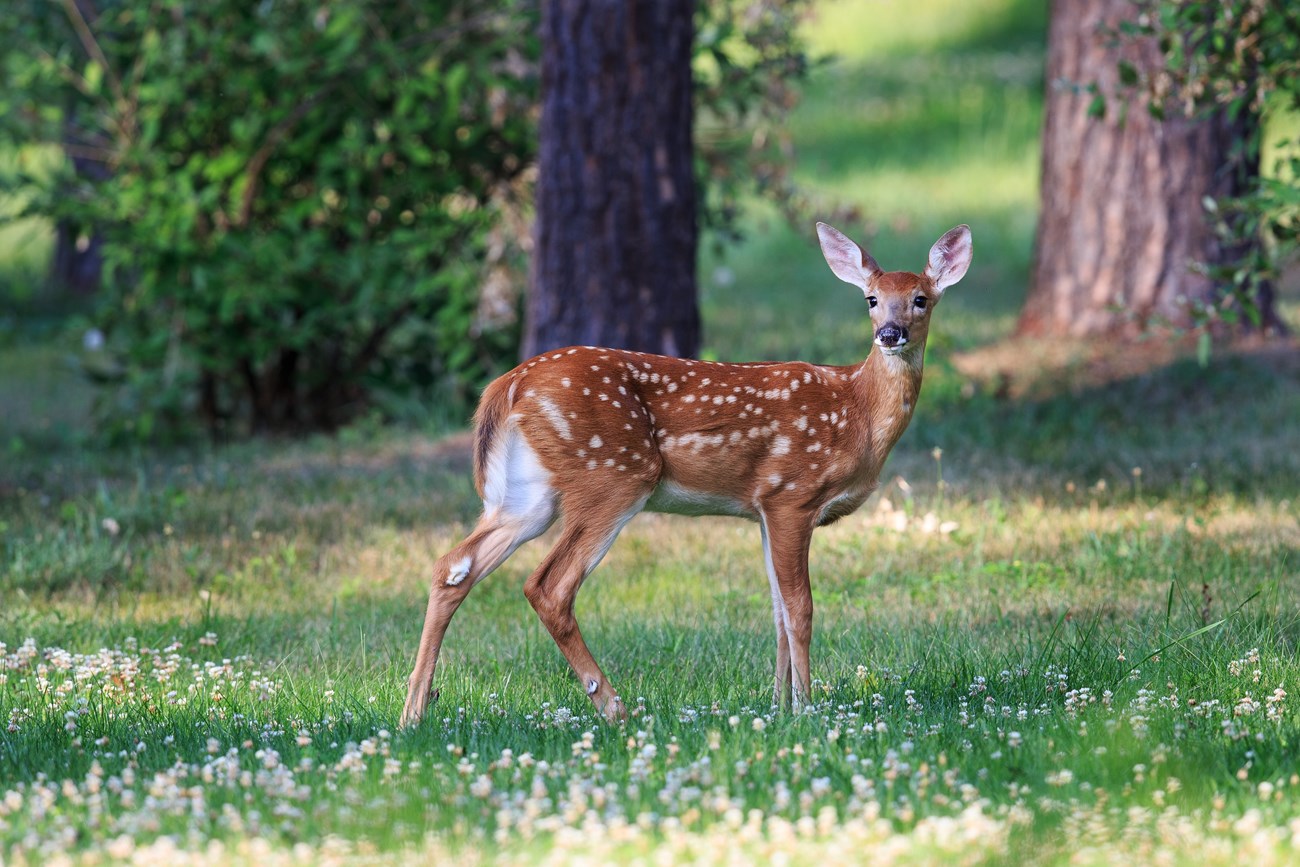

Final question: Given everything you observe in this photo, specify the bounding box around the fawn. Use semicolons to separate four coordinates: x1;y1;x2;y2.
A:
400;222;972;726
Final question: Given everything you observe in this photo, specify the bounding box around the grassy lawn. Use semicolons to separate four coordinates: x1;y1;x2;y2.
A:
4;1;1300;864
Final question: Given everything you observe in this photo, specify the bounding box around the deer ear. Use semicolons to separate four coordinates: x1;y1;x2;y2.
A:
925;224;972;293
817;222;881;293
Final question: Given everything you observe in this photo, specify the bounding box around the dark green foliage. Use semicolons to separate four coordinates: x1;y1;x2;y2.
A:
1;0;537;438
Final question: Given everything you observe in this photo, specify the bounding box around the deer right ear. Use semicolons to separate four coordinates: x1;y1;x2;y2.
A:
817;222;881;293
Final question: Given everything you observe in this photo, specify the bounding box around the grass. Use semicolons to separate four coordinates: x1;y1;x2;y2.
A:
4;0;1300;863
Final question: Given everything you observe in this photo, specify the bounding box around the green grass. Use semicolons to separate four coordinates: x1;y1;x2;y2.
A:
4;0;1300;863
701;0;1045;362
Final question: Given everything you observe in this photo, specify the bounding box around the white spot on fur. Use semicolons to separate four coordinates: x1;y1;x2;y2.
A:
794;415;807;431
768;473;781;487
807;442;821;452
590;435;603;448
445;556;472;586
537;396;572;440
772;436;791;456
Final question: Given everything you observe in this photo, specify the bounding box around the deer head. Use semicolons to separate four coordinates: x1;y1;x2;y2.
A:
816;222;973;358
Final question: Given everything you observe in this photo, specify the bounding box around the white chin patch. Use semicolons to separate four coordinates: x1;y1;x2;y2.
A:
876;342;907;355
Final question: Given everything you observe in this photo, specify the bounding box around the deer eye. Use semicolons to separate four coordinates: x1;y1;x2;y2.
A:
913;296;928;309
866;296;878;309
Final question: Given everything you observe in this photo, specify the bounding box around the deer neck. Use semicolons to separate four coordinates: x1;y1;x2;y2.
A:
854;340;925;464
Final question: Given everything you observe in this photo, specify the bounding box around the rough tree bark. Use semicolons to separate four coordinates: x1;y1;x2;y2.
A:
1019;0;1282;338
523;0;700;359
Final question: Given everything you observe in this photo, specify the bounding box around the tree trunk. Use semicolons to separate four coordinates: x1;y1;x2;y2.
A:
51;2;109;298
523;0;700;360
1019;0;1282;338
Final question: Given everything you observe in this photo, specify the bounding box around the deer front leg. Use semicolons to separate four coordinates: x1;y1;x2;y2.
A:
761;522;793;709
761;510;815;711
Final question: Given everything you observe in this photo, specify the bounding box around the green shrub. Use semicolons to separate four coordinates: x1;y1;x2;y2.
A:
2;0;536;438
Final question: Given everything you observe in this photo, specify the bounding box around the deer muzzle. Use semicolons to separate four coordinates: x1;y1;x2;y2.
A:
875;324;908;349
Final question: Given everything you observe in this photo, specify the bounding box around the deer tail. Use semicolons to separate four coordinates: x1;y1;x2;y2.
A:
472;374;515;499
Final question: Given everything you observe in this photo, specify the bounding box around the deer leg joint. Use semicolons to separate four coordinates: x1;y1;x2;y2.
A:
445;556;472;586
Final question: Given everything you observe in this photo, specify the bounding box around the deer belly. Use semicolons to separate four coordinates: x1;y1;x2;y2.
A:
644;478;755;519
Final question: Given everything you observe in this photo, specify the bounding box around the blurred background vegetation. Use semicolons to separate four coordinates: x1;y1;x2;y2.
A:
0;0;1296;448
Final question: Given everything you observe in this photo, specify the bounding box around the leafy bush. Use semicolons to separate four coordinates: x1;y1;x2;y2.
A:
2;0;535;438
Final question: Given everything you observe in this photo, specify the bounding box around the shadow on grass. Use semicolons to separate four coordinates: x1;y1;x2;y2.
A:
897;338;1300;500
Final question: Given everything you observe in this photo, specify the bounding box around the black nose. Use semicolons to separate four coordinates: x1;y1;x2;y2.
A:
876;324;908;346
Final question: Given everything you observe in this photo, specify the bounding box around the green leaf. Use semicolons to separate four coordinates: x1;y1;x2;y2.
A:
1087;91;1106;119
84;60;103;94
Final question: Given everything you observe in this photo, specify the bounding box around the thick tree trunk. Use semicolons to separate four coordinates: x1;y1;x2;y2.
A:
523;0;700;359
1020;0;1281;338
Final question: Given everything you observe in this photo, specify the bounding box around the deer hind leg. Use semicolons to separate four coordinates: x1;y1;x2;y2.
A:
761;522;793;709
401;426;559;728
761;510;815;711
400;506;555;728
524;488;650;723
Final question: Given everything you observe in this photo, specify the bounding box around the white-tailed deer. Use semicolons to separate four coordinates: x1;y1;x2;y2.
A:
400;222;972;727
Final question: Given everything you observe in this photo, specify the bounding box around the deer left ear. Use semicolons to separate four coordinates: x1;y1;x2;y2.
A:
925;225;972;293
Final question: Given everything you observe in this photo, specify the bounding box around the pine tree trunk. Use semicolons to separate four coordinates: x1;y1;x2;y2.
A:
1019;0;1281;338
523;0;700;360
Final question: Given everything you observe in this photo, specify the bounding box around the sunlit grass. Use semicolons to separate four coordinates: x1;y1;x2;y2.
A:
3;419;1299;862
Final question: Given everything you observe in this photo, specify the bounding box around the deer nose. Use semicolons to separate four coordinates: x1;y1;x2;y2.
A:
875;324;908;347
